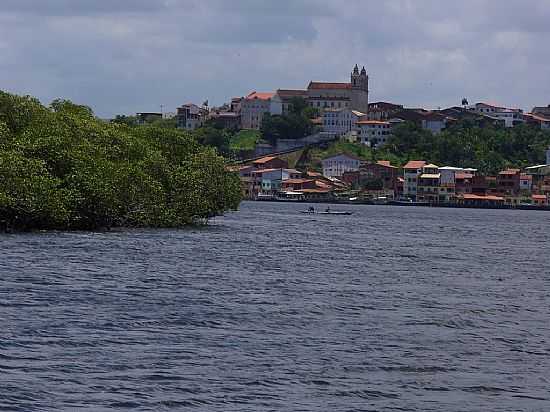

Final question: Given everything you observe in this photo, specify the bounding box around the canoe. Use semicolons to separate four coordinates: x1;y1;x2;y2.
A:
300;211;353;215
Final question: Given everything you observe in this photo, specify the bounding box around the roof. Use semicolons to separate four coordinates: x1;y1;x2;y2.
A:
351;110;367;117
356;120;390;125
455;173;474;179
376;160;396;168
499;169;521;175
520;174;532;181
283;178;316;184
300;188;331;193
532;194;547;200
424;163;439;169
403;160;426;169
525;113;550;122
420;173;441;179
245;91;275;100
308;81;352;90
322;153;364;162
252;156;281;164
275;89;307;98
462;194;504;201
252;168;281;174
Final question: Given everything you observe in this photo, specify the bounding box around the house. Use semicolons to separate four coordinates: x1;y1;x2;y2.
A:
321;153;363;178
468;103;524;128
402;160;426;200
417;164;441;203
356;120;392;147
367;102;403;121
531;105;550;118
252;156;288;170
523;113;550;130
240;91;275;129
532;194;548;206
497;169;521;195
322;108;366;137
342;160;398;192
208;111;240;130
176;104;207;130
390;108;450;134
455;172;474;195
307;64;369;113
252;168;302;196
458;194;505;207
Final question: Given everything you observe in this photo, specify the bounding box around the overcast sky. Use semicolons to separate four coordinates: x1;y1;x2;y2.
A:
1;0;549;117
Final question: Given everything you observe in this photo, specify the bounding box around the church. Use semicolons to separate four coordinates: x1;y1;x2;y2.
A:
306;64;369;113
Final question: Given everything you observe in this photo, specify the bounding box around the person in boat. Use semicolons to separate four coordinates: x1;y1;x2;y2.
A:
325;206;331;213
308;206;315;213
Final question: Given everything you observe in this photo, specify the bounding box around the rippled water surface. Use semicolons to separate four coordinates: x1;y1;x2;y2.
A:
2;201;550;411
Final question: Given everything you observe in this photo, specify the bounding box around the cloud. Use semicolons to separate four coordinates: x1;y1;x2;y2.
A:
0;0;549;117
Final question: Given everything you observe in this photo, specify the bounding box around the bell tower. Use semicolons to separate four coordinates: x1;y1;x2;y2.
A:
350;64;369;113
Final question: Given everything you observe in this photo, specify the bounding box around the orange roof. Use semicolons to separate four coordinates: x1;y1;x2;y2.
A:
300;188;331;193
532;194;547;200
499;169;520;175
252;156;279;164
356;120;390;125
308;82;351;90
245;91;274;100
403;160;426;169
283;178;315;184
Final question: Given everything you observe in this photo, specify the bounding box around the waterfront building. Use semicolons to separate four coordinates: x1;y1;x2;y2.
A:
520;174;533;192
321;153;363;178
497;169;521;195
252;168;302;196
417;164;441;203
240;91;275;129
342;160;398;193
403;160;426;200
356;120;392;147
307;64;369;113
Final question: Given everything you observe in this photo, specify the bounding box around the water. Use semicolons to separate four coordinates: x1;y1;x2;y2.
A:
1;201;550;411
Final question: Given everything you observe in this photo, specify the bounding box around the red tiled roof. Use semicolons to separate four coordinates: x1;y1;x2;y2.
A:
532;194;547;200
403;160;426;169
283;178;315;184
276;89;307;98
308;82;352;90
499;169;520;175
245;91;274;100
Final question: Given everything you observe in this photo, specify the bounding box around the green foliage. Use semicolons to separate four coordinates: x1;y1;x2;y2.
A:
0;91;241;231
193;126;232;156
261;97;317;145
230;129;261;151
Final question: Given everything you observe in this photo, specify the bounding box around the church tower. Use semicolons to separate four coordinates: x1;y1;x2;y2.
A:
350;64;369;113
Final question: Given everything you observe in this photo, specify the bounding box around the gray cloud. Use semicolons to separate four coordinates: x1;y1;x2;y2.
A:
1;0;549;117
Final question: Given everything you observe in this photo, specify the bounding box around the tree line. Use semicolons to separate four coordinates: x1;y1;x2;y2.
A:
0;91;241;231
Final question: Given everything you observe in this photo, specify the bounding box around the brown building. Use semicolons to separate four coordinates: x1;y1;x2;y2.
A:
496;169;521;195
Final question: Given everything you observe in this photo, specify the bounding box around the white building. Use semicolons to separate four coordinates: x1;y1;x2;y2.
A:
356;120;392;147
270;89;308;116
252;168;302;194
240;91;275;129
469;103;523;128
322;108;365;137
403;160;426;200
321;153;363;178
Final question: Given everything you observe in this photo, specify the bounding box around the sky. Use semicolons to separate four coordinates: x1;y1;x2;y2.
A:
1;0;549;118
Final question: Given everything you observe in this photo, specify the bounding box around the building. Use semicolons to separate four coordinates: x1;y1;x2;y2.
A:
497;169;521;195
176;104;207;130
403;160;426;200
367;102;403;121
468;103;524;128
252;168;302;196
547;147;550;165
532;105;550;118
252;155;288;170
519;174;532;192
524;113;550;130
343;160;398;192
356;120;392;147
390;109;451;134
209;111;241;130
321;153;363;178
322;108;366;137
271;89;308;115
136;112;162;125
307;64;369;113
417;164;441;203
240;91;275;129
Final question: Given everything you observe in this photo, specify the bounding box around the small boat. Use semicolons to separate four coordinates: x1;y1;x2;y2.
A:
300;210;353;216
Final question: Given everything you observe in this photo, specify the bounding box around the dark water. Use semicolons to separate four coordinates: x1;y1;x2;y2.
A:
1;201;550;411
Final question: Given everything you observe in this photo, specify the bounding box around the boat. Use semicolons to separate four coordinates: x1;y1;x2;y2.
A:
388;199;430;207
300;210;353;215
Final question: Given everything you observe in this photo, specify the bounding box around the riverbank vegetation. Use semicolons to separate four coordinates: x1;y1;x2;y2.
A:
0;91;241;231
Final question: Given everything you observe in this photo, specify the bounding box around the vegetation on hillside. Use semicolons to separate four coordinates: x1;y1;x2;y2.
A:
229;129;261;151
0;91;241;231
310;121;550;174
